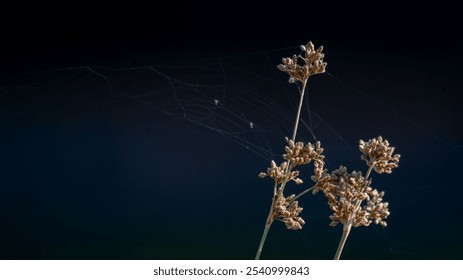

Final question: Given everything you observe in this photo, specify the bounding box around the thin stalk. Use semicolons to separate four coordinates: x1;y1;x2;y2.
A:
334;223;352;260
278;162;293;197
255;184;277;260
292;185;316;202
279;78;308;196
352;163;376;212
255;222;273;260
291;80;308;142
365;163;375;180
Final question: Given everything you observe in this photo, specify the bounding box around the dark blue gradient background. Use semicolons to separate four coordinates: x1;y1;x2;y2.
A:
1;2;462;259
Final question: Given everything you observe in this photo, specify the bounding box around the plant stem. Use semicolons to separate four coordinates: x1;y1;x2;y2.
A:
334;223;352;260
353;163;376;212
365;163;375;180
255;78;309;260
278;162;293;197
292;186;316;202
337;163;376;260
280;78;308;196
291;80;308;142
255;221;273;260
255;184;277;260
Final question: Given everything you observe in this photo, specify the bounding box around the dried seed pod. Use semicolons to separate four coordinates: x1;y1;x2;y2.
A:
314;165;390;229
273;195;306;230
277;41;327;84
359;136;401;174
258;160;290;185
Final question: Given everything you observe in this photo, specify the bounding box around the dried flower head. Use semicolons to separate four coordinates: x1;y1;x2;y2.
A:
283;140;324;165
364;188;390;227
274;194;305;230
258;160;302;185
315;166;390;228
259;140;326;186
257;139;327;233
283;140;325;168
359;136;401;174
277;41;327;83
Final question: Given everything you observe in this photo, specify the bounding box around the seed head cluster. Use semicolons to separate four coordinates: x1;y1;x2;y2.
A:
274;194;305;230
258;135;399;232
277;41;327;84
359;136;401;174
314;166;390;228
258;161;302;185
258;140;326;230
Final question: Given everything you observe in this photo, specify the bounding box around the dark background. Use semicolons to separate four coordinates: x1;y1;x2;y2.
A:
2;2;461;79
1;2;462;259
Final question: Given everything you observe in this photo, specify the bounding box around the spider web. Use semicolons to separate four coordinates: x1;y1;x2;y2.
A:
1;45;461;259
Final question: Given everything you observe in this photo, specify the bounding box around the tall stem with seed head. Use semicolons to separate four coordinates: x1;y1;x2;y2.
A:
255;79;308;260
255;41;328;260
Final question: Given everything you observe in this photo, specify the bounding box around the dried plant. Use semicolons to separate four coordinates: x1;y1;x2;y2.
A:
278;42;327;142
254;42;401;260
310;136;399;259
254;42;327;260
274;194;305;230
359;136;401;174
255;139;325;259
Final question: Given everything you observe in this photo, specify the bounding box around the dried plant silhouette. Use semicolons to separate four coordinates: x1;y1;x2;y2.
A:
255;42;401;260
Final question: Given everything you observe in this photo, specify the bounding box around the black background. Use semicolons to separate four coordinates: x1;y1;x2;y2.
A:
1;2;460;78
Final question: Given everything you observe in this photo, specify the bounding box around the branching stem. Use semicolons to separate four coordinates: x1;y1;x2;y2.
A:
335;162;377;260
255;78;309;259
292;185;316;202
